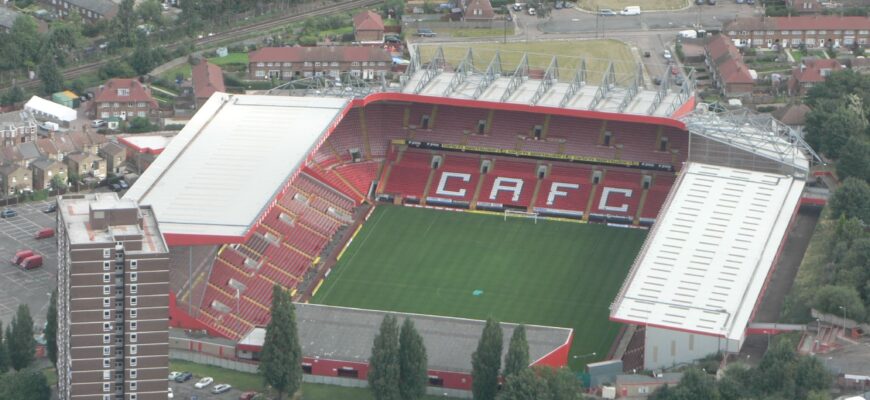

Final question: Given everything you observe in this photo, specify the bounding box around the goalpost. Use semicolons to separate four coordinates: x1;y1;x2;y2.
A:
504;209;539;224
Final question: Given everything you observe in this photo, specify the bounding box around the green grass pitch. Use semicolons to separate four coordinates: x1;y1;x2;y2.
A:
311;205;646;370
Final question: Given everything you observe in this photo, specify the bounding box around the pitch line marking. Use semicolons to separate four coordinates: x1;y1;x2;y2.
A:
315;207;389;301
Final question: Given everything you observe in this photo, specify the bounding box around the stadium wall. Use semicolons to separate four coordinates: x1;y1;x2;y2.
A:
643;327;736;370
532;333;573;368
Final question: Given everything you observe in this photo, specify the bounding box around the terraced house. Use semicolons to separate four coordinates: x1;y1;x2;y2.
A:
40;0;119;22
725;16;870;48
248;46;392;80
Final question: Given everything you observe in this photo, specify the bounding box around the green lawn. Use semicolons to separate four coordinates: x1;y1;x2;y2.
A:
418;39;638;85
169;360;453;399
312;206;646;370
208;52;250;66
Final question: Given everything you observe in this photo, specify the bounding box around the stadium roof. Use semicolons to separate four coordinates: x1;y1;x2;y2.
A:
610;162;805;341
124;94;349;244
238;303;573;373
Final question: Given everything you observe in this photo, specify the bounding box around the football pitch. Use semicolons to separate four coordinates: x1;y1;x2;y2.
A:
311;206;646;370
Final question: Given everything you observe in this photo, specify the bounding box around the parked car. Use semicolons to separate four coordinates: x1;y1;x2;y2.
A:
527;7;536;15
42;203;57;213
599;8;617;15
118;180;129;190
512;3;523;10
675;74;685;86
174;371;193;382
619;6;641;15
168;371;182;381
35;228;55;239
653;77;662;85
554;1;564;9
168;387;173;399
11;250;34;265
91;119;106;128
708;0;716;5
416;28;436;37
194;377;214;389
20;255;43;270
1;209;16;218
671;65;680;75
211;384;232;394
663;49;672;60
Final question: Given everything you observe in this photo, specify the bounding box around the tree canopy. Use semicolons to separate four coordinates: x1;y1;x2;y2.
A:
258;285;302;400
472;318;503;400
0;369;51;400
45;289;58;366
829;177;870;224
496;366;581;400
368;315;400;400
8;304;35;371
398;318;428;400
504;324;529;378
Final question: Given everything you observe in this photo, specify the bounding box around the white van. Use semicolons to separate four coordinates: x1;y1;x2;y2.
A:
620;6;641;15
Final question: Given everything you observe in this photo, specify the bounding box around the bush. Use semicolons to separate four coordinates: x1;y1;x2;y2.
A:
756;106;777;113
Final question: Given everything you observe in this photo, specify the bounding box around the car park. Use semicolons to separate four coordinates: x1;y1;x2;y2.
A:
194;377;214;389
174;372;193;382
416;28;436;37
1;209;16;218
211;384;232;394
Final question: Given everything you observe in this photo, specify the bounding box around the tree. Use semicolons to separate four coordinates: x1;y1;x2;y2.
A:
0;321;8;374
538;366;582;400
813;285;865;322
38;56;64;96
258;285;302;400
793;356;830;399
50;174;67;190
504;324;529;378
829;177;870;223
0;369;51;400
497;369;552;400
398;318;428;400
45;289;58;366
8;304;35;370
382;0;405;19
129;32;154;75
1;86;25;106
650;368;719;400
113;0;138;48
472;318;503;400
98;61;137;80
137;0;165;27
804;98;868;159
837;136;870;182
368;315;400;400
9;15;44;71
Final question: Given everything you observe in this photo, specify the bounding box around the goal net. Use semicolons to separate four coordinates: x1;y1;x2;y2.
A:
504;209;538;224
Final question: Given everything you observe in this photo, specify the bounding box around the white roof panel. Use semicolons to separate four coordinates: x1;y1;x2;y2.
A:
124;93;349;239
24;96;77;122
611;162;805;340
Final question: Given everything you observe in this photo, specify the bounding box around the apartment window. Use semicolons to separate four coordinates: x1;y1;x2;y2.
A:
130;297;137;307
102;346;110;356
130;395;137;400
378;62;386;66
129;309;137;319
257;62;264;67
103;370;110;380
137;111;145;118
129;369;137;379
103;248;111;258
103;322;111;332
806;30;816;35
846;30;855;34
362;61;368;66
283;62;292;67
130;321;137;331
330;62;339;67
861;30;870;35
819;30;827;34
255;70;265;77
137;102;145;108
103;395;111;400
113;102;119;108
117;88;129;96
103;382;110;392
266;62;273;67
103;297;110;307
130;345;137;355
834;30;842;34
129;357;137;367
103;334;110;344
103;358;110;368
314;62;321;67
304;62;312;67
130;272;137;282
103;261;110;271
130;333;137;343
129;381;137;391
130;285;137;294
130;260;137;270
103;310;110;320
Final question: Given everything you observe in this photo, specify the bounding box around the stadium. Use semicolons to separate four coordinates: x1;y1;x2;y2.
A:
124;47;819;393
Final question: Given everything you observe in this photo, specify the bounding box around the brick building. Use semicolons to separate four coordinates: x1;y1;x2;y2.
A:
706;34;755;97
57;193;169;400
352;10;385;43
93;79;159;122
463;0;496;21
31;158;68;190
191;61;226;108
724;16;870;48
788;58;844;96
0;110;37;148
0;6;23;33
0;163;31;195
39;0;119;22
248;46;392;80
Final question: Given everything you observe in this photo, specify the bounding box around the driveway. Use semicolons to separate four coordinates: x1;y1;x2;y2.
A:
0;199;59;328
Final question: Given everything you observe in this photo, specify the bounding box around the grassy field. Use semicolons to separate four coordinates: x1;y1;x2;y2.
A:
312;206;646;370
169;360;454;399
208;52;250;66
576;0;688;11
418;39;637;85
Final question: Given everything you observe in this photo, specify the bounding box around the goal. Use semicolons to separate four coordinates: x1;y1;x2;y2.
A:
504;209;538;224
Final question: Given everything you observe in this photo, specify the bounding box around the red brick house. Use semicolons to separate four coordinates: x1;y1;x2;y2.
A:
788;58;844;96
463;0;496;21
248;46;392;80
724;16;870;48
92;78;159;122
38;0;119;23
706;34;755;97
191;61;226;108
353;10;385;43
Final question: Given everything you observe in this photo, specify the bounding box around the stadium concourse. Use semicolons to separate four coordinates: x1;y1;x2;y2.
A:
123;83;818;391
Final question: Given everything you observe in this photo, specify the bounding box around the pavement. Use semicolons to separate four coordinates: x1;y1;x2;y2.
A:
0;199;60;329
170;378;248;400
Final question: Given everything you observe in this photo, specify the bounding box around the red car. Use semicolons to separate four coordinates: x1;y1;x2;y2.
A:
35;228;55;239
20;255;43;270
11;250;34;265
239;392;259;400
671;65;680;75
